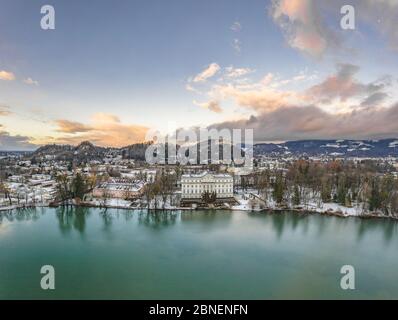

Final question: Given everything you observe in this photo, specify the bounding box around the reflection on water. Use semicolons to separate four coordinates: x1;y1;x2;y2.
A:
180;210;233;228
355;217;398;244
55;206;91;236
137;210;178;229
1;207;398;299
0;208;397;244
99;209;114;234
0;207;42;224
246;211;398;245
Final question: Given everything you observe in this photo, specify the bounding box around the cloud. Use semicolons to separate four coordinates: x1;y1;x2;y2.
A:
354;0;398;51
91;112;120;123
0;127;36;151
190;62;392;116
269;70;318;88
53;113;148;147
261;73;275;86
360;92;389;108
0;105;12;116
210;103;398;141
198;60;398;141
231;21;242;54
231;21;242;32
185;83;202;94
55;120;93;133
0;70;15;81
307;63;361;102
270;0;341;58
193;63;221;83
307;63;392;105
270;0;398;57
187;64;257;98
232;38;241;54
193;100;223;113
185;59;397;141
188;65;318;114
23;78;39;86
230;21;242;54
209;81;303;113
225;66;254;79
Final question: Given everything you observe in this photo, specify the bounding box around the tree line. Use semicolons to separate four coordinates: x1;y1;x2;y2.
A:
249;159;398;216
55;172;96;204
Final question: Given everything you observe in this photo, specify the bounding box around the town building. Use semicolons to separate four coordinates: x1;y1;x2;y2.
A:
93;178;145;199
181;172;233;199
120;169;157;182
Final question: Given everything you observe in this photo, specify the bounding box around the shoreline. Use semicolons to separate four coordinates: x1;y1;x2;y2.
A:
1;202;398;221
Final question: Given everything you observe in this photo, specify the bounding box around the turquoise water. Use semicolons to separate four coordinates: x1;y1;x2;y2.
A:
0;207;397;299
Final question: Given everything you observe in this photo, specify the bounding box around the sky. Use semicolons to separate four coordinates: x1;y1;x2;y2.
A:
1;0;398;150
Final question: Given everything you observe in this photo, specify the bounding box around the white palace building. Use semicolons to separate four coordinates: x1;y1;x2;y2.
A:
181;172;234;200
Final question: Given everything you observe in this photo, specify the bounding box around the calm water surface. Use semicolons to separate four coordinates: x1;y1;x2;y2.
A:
0;207;397;299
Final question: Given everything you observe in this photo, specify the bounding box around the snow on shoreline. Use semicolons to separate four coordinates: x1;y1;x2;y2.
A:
230;199;397;220
231;192;387;218
1;197;396;220
232;198;363;216
314;202;362;216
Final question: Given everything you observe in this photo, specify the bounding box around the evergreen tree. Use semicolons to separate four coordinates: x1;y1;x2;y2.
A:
321;180;332;203
292;185;300;206
368;178;382;212
337;176;346;205
345;193;352;207
72;173;87;200
272;173;285;205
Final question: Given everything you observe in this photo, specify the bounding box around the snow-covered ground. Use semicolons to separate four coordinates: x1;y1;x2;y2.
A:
86;194;181;210
85;198;133;208
311;202;363;216
232;190;365;217
232;199;251;211
0;186;385;219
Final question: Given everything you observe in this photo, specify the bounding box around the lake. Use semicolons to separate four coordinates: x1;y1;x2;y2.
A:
0;207;397;299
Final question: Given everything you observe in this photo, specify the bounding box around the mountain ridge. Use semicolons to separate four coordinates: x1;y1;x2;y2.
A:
24;138;398;160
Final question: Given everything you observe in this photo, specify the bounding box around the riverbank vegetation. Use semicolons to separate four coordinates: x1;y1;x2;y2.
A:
247;159;398;217
4;158;397;219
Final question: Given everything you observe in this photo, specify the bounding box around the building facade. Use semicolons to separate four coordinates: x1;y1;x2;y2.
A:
181;172;233;199
93;178;145;199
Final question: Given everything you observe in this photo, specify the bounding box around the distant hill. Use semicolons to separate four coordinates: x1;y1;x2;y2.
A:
33;144;73;157
254;139;398;157
121;142;152;161
32;141;107;162
29;138;398;162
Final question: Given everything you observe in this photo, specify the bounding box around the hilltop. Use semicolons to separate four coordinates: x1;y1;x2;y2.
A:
26;138;398;162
